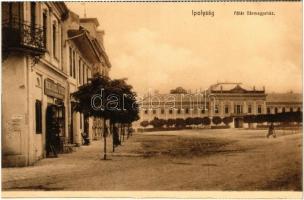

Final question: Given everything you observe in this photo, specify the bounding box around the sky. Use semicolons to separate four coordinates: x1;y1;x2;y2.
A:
67;2;302;95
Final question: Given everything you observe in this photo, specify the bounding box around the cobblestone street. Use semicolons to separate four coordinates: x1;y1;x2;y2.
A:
2;129;302;191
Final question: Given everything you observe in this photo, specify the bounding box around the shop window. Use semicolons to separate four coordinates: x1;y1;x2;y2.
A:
35;100;42;133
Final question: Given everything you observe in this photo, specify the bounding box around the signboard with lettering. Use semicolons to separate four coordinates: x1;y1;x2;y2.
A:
44;78;65;99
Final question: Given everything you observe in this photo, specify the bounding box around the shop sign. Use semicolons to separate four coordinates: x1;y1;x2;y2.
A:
44;78;65;99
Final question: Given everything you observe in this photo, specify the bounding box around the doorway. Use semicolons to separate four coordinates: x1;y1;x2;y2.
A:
234;117;244;128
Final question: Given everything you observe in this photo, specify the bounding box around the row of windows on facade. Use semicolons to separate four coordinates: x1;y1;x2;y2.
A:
143;106;301;116
267;107;301;114
143;105;263;115
69;47;92;85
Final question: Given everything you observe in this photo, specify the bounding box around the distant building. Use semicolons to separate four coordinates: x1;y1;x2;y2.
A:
138;83;302;128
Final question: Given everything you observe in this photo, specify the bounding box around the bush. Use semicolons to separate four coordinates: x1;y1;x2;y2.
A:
140;120;149;128
212;116;222;126
202;117;211;126
222;116;233;126
150;117;166;128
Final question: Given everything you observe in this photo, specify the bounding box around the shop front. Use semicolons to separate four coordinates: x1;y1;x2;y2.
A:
44;78;66;156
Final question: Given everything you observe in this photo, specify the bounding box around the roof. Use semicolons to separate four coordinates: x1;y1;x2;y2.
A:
80;18;99;27
266;93;302;103
209;82;264;92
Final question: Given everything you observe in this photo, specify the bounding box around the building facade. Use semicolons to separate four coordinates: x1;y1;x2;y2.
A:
2;2;111;167
138;83;302;128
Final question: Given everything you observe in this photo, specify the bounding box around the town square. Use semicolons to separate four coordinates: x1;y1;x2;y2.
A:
1;1;302;197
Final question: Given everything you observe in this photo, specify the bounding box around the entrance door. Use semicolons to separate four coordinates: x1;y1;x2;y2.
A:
46;104;60;156
234;118;244;128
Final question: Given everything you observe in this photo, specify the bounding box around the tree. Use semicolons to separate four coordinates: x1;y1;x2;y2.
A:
175;118;186;128
140;120;149;128
185;117;194;127
222;116;233;126
202;117;211;126
244;115;256;123
150;117;166;128
166;118;176;127
212;116;222;126
72;73;139;159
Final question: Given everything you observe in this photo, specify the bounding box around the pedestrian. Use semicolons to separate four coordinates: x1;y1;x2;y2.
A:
267;123;276;138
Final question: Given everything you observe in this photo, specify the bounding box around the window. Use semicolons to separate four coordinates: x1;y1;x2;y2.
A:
201;109;205;114
214;105;219;114
275;107;278;114
169;109;173;114
42;11;47;47
78;59;82;84
80;114;82;129
235;105;242;114
152;110;156;114
144;110;148;114
257;105;262;114
88;68;91;81
225;105;229;114
35;100;42;133
177;109;181;114
30;2;36;33
248;105;252;114
83;63;86;83
290;107;293;112
69;47;73;76
185;108;189;114
161;109;165;114
297;107;301;112
267;107;270;114
72;51;76;78
282;107;285;113
52;23;57;57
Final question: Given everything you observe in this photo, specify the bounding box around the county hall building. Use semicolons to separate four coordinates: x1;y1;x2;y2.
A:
138;83;302;128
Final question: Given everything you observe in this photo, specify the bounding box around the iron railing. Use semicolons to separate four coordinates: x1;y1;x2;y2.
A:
2;18;46;55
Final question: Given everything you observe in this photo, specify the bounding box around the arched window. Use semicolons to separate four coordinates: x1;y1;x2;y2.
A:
274;107;278;114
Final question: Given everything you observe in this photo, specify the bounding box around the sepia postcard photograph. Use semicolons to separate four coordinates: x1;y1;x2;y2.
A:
1;0;303;199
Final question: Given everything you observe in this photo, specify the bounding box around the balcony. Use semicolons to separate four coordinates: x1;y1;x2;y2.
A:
2;18;46;56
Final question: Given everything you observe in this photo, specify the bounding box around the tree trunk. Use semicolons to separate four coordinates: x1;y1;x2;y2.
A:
103;118;107;160
122;124;125;142
112;121;115;152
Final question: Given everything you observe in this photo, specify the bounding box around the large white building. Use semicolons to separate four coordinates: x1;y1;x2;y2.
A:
138;83;302;128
